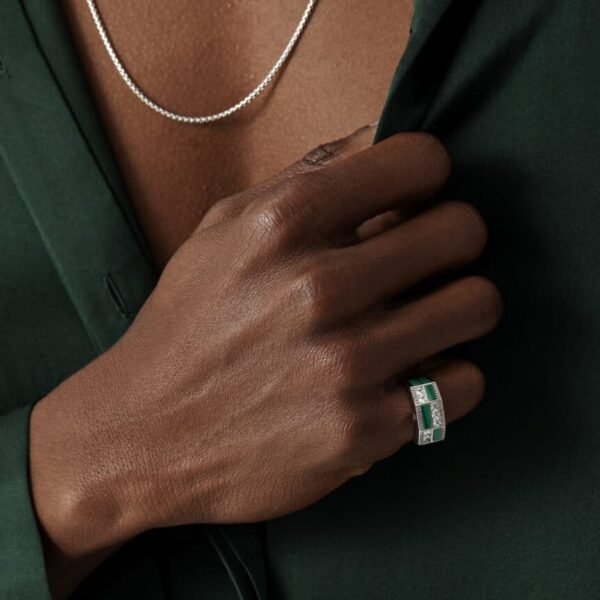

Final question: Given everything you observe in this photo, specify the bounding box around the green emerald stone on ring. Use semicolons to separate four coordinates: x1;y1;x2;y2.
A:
408;377;446;446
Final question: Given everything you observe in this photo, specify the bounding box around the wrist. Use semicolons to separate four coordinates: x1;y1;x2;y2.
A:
29;347;149;560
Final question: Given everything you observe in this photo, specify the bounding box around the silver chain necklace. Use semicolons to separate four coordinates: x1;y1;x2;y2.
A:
85;0;319;124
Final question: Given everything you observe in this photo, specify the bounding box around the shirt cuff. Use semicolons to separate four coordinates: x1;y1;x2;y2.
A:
0;402;53;599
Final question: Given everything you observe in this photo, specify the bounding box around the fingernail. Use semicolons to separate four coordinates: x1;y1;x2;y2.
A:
351;120;379;136
303;123;377;166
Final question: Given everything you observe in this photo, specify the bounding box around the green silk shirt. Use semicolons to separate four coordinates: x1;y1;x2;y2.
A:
2;1;599;598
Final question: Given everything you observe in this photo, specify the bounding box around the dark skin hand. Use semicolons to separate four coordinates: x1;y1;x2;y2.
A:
30;129;502;598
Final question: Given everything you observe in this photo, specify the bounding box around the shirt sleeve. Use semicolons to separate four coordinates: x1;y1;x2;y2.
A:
0;402;53;599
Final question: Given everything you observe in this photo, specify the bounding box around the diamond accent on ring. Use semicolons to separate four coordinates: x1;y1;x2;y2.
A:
431;403;443;427
421;430;434;444
413;386;428;405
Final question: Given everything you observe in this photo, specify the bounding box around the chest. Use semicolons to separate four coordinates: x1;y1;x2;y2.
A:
61;0;412;266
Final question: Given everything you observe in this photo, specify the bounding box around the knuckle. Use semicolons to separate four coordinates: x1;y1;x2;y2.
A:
246;171;326;245
464;276;504;331
246;196;298;248
291;271;332;322
446;201;489;254
410;132;452;178
290;262;340;325
457;360;486;404
332;405;365;460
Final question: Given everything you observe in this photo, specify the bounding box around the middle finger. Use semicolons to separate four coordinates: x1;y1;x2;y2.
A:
323;201;488;322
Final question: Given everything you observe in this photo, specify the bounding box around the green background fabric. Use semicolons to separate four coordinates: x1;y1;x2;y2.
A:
1;0;600;598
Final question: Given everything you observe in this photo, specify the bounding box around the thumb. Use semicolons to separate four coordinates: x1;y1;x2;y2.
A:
197;121;379;232
298;121;379;169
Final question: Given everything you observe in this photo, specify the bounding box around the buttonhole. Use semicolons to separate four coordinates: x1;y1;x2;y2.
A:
103;274;131;320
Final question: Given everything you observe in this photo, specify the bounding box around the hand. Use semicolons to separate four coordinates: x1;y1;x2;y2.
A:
30;127;502;561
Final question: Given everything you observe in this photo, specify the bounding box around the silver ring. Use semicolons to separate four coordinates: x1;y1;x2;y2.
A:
409;377;446;445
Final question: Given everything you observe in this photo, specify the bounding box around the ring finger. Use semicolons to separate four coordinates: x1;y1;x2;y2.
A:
356;359;486;464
